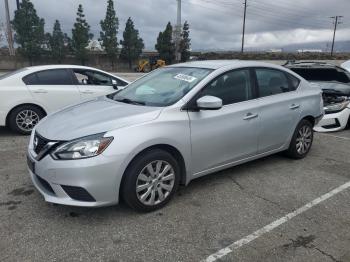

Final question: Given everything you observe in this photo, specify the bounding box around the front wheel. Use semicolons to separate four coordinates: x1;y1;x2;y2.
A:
8;105;45;135
121;149;180;212
285;119;314;159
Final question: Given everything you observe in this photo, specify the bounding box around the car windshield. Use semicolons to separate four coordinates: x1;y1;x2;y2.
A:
108;67;212;107
0;68;28;80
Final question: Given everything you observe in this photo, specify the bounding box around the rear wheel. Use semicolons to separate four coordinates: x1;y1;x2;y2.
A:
121;149;180;212
8;105;45;135
285;119;314;159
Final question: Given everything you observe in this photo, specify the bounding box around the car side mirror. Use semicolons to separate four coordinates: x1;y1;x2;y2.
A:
82;78;88;85
196;96;223;110
112;79;118;90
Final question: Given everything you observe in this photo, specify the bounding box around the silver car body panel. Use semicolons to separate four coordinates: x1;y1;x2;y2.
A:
28;61;323;207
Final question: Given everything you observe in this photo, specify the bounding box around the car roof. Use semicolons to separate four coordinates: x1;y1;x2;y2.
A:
24;65;103;71
170;60;284;70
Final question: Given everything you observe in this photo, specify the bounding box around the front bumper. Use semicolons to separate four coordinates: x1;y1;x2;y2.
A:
314;107;350;132
27;147;126;207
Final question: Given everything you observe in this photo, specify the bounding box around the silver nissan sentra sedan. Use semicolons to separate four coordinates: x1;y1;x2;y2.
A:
27;60;324;212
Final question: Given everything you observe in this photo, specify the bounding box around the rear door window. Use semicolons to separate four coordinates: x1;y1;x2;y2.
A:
23;73;39;85
255;68;291;97
23;69;73;85
35;69;73;85
287;74;301;91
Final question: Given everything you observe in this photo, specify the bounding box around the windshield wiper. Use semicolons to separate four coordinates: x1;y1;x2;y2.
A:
115;98;145;106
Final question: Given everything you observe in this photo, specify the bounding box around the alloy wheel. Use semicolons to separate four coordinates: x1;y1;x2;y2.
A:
136;160;175;206
296;125;312;155
15;110;40;132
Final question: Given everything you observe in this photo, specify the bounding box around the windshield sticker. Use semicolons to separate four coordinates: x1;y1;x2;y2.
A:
174;74;197;83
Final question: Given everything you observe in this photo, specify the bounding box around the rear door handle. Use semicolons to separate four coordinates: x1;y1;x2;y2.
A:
243;113;258;120
33;89;48;94
289;104;300;110
81;90;94;94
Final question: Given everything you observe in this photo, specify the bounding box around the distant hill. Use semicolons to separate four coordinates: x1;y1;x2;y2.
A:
282;41;350;52
193;41;350;53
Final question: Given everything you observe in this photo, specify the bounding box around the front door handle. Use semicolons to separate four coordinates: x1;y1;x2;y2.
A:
243;113;258;120
289;104;300;110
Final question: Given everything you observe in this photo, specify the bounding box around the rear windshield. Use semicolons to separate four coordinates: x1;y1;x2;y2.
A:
290;68;350;83
0;68;28;80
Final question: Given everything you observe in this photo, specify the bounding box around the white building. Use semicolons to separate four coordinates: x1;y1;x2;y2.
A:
297;49;323;53
86;40;104;51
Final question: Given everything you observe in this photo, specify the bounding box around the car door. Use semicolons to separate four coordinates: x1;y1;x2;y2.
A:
71;69;118;101
188;68;259;175
253;68;301;153
24;69;81;112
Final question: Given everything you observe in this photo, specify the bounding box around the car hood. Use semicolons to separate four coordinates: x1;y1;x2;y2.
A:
35;97;162;140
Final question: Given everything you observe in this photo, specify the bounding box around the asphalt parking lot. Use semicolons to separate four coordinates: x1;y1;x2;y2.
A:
0;126;349;261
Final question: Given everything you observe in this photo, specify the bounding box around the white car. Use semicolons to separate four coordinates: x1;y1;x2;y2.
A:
0;65;129;134
342;60;350;72
285;61;350;132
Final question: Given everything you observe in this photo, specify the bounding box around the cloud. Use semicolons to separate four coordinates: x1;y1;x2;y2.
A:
0;0;349;50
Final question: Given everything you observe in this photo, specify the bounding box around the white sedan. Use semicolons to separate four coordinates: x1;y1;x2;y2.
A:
0;65;129;134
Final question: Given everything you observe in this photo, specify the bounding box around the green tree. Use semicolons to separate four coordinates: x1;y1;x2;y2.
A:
120;17;144;69
180;21;191;62
47;20;66;63
100;0;119;69
155;22;175;64
72;4;92;65
12;0;45;65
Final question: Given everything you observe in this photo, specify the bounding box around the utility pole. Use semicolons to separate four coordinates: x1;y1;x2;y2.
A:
175;0;182;62
16;0;20;10
330;16;343;56
4;0;15;56
241;0;247;53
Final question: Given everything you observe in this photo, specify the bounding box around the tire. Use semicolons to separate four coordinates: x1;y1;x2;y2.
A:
8;105;45;135
285;119;314;159
121;149;180;212
346;115;350;129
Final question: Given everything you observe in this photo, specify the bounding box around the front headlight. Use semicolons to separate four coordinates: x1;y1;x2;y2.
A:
51;133;113;160
324;101;350;113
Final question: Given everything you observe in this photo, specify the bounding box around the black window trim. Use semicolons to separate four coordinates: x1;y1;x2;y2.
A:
22;68;75;86
183;67;257;111
252;67;300;99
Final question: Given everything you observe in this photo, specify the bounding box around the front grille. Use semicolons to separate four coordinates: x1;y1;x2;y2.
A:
61;185;96;202
34;132;50;154
36;175;55;195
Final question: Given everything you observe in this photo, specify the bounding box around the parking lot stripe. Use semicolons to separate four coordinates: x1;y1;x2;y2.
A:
203;181;350;262
318;133;350;141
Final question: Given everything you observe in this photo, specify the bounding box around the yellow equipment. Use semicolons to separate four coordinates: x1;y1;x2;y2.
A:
136;58;166;72
136;59;150;73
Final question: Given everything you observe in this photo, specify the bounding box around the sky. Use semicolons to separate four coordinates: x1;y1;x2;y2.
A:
1;0;350;51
